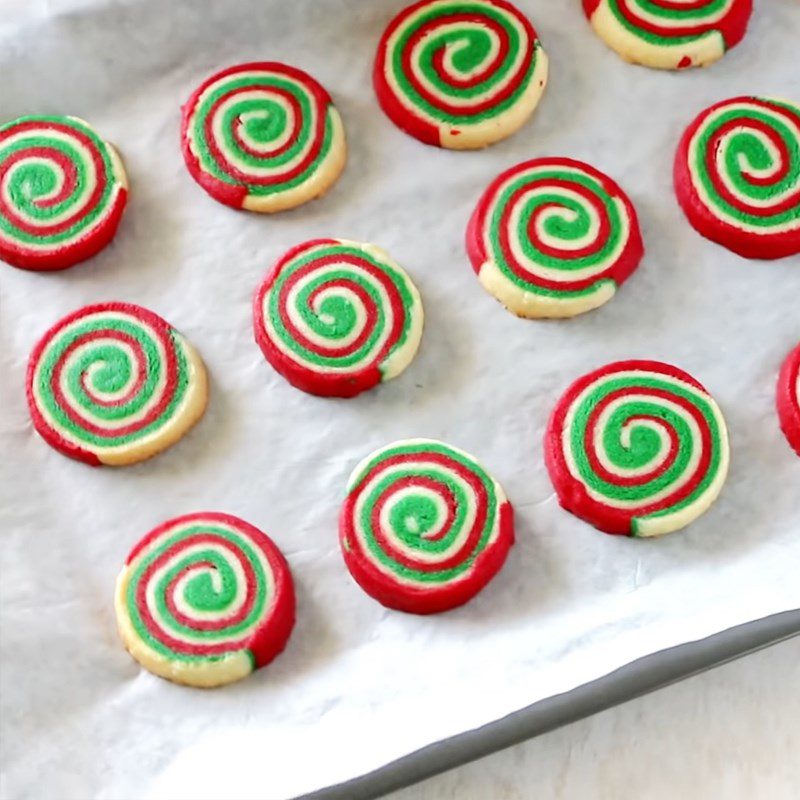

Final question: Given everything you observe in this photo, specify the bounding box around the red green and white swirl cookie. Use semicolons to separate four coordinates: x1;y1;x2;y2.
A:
26;303;208;467
0;115;128;271
373;0;548;150
115;512;295;688
582;0;752;70
340;439;514;614
674;97;800;260
181;62;346;213
253;239;424;398
466;157;644;318
777;344;800;456
181;61;347;212
545;361;730;537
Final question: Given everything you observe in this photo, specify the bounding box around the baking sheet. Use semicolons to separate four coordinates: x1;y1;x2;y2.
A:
306;610;800;800
1;1;799;799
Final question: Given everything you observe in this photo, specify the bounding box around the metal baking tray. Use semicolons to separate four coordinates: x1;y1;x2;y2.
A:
305;611;800;799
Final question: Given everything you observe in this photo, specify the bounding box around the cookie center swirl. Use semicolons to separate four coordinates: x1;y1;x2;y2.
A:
384;484;453;545
3;143;88;225
718;123;793;200
529;193;605;258
239;104;289;147
306;276;372;344
170;551;239;616
10;156;67;207
595;401;683;482
441;30;495;78
423;22;504;89
77;341;140;404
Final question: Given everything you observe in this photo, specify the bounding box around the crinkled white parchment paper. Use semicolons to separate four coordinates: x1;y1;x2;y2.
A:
1;1;799;798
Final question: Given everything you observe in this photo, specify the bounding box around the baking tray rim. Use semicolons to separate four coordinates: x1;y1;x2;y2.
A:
300;609;800;800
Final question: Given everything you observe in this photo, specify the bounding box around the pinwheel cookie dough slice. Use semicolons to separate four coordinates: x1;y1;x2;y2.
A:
253;239;424;398
582;0;752;70
116;512;295;688
26;303;208;466
340;439;515;614
466;157;643;318
777;344;800;456
545;360;730;537
181;62;346;212
674;96;800;260
0;115;128;271
373;0;549;149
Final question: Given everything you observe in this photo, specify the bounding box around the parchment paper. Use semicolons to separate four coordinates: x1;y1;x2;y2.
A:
1;1;798;798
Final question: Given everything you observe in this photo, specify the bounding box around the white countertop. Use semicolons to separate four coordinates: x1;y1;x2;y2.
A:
388;637;800;800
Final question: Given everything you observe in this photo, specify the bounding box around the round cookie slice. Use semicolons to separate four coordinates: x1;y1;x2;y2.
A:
674;96;800;260
777;344;800;456
373;0;549;150
26;302;208;466
545;360;730;537
253;239;424;398
340;439;514;614
582;0;752;70
115;512;295;688
181;62;346;212
466;157;644;319
0;115;128;271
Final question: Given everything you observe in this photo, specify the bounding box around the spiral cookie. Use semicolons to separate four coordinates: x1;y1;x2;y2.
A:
0;115;128;271
373;0;549;150
674;97;800;260
545;361;729;537
26;303;208;466
254;239;424;397
466;157;643;318
582;0;752;70
777;344;800;456
115;512;295;688
340;439;514;614
181;62;346;212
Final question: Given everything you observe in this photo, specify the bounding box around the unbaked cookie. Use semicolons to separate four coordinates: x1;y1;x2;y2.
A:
582;0;752;70
340;439;514;614
0;115;128;271
373;0;549;149
674;96;800;260
181;62;346;212
466;157;643;318
26;302;207;466
777;344;800;456
115;512;295;688
545;360;730;537
253;239;424;397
